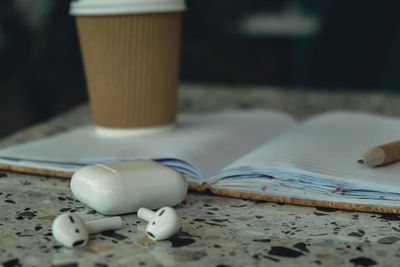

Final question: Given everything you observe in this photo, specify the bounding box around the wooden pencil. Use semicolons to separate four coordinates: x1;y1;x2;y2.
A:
358;139;400;167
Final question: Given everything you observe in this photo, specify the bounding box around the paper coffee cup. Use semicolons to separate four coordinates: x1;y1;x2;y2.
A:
70;0;185;129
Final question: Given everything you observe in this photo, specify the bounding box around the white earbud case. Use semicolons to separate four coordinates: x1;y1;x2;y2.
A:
71;160;187;215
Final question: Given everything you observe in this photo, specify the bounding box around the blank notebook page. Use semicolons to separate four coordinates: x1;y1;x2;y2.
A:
0;110;296;179
226;112;400;187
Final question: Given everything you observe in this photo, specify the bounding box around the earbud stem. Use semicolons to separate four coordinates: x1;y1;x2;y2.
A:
137;207;155;222
85;216;122;234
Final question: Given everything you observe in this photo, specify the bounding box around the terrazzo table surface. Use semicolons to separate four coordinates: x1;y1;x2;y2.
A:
2;85;400;267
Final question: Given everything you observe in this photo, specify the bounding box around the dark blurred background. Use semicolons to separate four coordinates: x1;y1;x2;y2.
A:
1;0;400;137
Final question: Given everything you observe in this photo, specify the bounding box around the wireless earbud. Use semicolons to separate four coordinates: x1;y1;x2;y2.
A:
137;207;181;241
52;213;122;248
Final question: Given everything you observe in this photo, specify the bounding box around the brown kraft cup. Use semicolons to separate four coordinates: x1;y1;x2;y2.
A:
70;1;185;129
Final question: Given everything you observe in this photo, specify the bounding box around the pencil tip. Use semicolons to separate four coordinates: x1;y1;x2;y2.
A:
358;158;365;164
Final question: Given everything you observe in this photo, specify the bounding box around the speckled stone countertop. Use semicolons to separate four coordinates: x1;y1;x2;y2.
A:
1;85;400;267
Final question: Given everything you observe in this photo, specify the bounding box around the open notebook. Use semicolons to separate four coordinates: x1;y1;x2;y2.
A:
1;109;400;214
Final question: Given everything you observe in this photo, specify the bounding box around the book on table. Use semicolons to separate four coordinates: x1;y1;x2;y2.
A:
0;109;400;213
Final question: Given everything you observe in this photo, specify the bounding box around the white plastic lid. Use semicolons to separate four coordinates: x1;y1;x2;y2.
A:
70;0;186;16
